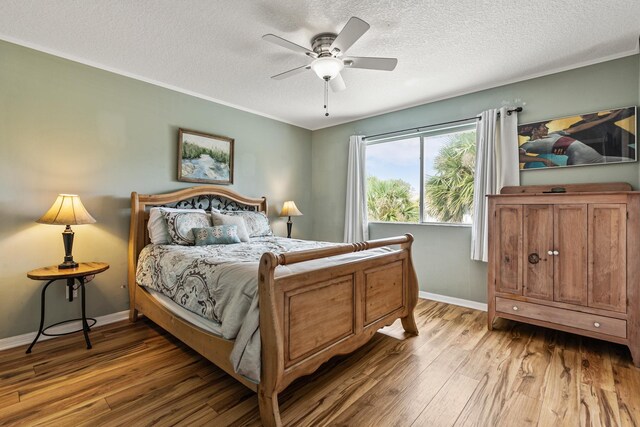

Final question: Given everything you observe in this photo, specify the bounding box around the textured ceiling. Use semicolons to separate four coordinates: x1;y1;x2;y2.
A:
1;1;639;130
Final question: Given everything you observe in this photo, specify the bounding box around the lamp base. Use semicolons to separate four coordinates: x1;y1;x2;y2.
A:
58;260;79;269
59;225;78;269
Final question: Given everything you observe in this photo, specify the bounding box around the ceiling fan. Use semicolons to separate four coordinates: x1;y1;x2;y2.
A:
263;17;398;116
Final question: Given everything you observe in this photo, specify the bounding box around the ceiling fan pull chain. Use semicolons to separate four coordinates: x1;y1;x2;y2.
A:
324;78;329;116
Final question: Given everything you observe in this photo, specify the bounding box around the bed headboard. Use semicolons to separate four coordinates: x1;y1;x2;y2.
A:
127;186;267;307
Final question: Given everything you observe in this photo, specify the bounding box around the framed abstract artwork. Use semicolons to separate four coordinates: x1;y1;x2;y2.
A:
178;128;234;184
517;106;637;170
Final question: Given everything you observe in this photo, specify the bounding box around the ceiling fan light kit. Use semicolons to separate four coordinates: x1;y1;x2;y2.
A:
263;16;397;117
310;57;344;80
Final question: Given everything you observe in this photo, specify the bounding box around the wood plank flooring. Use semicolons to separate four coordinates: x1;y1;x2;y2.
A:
1;299;639;426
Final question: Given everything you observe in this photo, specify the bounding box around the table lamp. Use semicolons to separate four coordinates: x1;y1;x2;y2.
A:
280;201;303;238
37;194;96;269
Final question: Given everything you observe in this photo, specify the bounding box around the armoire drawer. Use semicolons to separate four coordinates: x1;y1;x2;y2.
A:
495;297;627;339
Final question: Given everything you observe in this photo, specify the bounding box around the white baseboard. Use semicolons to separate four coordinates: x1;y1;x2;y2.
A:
0;310;129;352
419;291;487;312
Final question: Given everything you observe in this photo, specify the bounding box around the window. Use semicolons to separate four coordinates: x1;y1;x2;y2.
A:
365;125;476;224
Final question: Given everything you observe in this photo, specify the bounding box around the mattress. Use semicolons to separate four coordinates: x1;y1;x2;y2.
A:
146;287;223;336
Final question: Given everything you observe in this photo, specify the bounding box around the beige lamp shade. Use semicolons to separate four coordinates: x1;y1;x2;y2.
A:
280;201;303;217
37;194;96;225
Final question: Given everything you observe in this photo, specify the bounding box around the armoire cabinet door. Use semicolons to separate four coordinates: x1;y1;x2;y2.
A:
523;205;553;300
588;204;627;312
495;205;523;295
554;204;588;306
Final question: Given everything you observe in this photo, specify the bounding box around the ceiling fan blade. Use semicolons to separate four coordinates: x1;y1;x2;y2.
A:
344;56;398;71
271;64;311;80
262;34;318;58
330;73;346;92
330;17;370;55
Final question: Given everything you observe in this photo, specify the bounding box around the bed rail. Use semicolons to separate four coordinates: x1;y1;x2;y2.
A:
274;235;413;266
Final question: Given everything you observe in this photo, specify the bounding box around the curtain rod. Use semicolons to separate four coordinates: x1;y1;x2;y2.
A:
362;107;523;141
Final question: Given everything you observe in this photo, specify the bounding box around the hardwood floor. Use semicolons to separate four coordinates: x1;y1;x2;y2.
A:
1;299;639;426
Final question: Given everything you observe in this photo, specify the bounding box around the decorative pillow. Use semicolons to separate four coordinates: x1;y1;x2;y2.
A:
193;225;241;245
148;207;207;244
210;211;250;242
211;209;272;237
161;210;211;245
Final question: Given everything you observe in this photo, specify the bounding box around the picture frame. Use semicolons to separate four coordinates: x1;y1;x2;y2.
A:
517;106;637;170
178;128;234;185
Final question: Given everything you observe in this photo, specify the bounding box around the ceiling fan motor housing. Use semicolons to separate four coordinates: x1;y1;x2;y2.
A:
311;33;339;56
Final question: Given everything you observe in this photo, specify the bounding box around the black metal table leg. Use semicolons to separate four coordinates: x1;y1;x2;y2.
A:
26;279;56;354
80;277;92;349
67;278;74;302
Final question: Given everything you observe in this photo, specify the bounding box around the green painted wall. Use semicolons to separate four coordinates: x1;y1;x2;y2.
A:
1;40;638;341
311;55;640;303
0;40;312;339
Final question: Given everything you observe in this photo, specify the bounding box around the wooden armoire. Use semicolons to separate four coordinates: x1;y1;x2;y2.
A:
487;182;639;367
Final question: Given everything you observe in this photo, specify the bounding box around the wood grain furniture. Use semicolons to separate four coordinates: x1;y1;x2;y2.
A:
26;262;109;354
487;182;639;367
128;186;419;427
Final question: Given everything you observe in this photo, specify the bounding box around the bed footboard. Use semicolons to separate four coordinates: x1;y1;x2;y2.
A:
257;234;419;427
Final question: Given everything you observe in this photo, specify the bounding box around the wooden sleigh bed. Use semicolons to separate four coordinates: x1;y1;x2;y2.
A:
128;186;419;426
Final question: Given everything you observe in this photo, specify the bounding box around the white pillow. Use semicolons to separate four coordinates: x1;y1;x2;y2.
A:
211;211;250;242
148;207;206;244
211;209;272;237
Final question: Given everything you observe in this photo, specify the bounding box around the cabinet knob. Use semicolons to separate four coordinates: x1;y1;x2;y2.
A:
528;253;540;264
594;322;600;328
512;306;519;311
547;250;553;255
553;250;559;256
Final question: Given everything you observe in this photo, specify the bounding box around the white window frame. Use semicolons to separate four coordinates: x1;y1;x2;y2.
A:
366;121;476;226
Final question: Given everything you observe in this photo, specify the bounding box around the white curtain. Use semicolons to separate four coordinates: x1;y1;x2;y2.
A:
344;135;369;243
471;107;520;262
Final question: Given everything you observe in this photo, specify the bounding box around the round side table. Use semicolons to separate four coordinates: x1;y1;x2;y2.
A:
26;262;109;354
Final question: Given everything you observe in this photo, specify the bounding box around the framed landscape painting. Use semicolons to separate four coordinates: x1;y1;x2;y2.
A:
178;129;234;184
517;106;637;170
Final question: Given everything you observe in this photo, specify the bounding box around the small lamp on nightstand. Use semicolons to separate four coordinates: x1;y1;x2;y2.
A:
280;201;303;239
37;194;96;269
